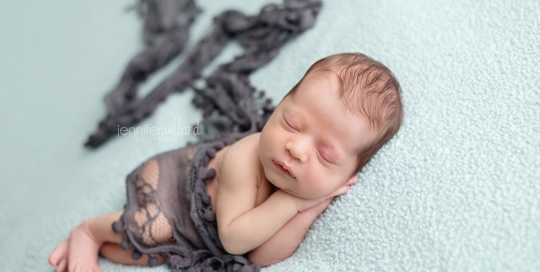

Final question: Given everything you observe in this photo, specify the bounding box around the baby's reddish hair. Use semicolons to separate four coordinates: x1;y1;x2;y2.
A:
285;53;403;172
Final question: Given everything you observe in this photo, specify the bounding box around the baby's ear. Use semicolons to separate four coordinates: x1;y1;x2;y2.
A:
346;175;358;186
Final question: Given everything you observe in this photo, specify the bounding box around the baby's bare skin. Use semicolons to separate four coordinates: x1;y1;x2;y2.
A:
206;134;276;213
48;221;102;272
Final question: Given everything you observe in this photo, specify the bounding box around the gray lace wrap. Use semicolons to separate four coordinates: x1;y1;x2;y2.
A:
112;136;255;271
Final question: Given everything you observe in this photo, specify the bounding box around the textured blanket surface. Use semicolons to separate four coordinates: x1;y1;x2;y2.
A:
1;0;539;271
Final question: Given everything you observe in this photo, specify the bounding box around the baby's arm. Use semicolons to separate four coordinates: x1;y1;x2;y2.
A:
218;182;351;255
215;139;295;255
247;176;357;266
216;157;298;255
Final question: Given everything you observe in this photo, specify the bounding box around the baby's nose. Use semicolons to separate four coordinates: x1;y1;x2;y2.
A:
286;138;309;162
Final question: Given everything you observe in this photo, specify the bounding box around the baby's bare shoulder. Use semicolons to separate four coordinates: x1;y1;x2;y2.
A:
219;132;263;186
222;133;260;167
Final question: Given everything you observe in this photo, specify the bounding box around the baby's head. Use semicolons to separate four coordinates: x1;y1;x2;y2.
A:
259;53;403;199
285;53;403;172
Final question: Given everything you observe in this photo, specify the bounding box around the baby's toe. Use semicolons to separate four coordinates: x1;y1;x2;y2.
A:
54;258;67;272
49;240;68;266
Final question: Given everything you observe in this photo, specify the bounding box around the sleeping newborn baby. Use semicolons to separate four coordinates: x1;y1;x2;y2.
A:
49;53;403;271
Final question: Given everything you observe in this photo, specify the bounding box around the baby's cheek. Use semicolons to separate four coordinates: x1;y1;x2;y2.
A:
304;174;334;198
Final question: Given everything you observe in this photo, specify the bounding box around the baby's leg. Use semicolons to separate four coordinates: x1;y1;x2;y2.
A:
100;242;165;266
92;211;165;265
48;211;164;272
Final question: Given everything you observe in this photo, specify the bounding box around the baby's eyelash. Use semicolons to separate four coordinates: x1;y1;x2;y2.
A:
284;118;296;131
317;149;333;164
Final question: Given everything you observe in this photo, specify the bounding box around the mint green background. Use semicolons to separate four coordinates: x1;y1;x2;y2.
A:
1;0;539;271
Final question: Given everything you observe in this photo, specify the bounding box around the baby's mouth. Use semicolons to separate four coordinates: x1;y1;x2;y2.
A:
272;160;295;178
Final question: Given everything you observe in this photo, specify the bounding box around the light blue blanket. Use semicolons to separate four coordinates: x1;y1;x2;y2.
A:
1;0;539;271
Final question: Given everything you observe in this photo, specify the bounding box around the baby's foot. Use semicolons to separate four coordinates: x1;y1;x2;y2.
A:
48;239;68;272
66;221;103;272
49;221;104;272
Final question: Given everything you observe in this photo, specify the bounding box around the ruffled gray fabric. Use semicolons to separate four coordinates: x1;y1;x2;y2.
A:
101;0;322;271
85;0;322;148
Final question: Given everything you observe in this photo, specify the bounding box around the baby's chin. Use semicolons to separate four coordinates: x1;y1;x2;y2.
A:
264;174;295;195
264;174;285;191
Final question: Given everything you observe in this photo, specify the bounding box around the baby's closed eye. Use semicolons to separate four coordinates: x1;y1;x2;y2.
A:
317;145;338;164
283;117;298;132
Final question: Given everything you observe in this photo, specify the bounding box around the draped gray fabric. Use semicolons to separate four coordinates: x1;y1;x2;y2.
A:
98;0;322;271
85;0;322;148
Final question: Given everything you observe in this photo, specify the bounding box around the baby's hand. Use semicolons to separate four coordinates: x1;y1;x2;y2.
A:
293;175;358;212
